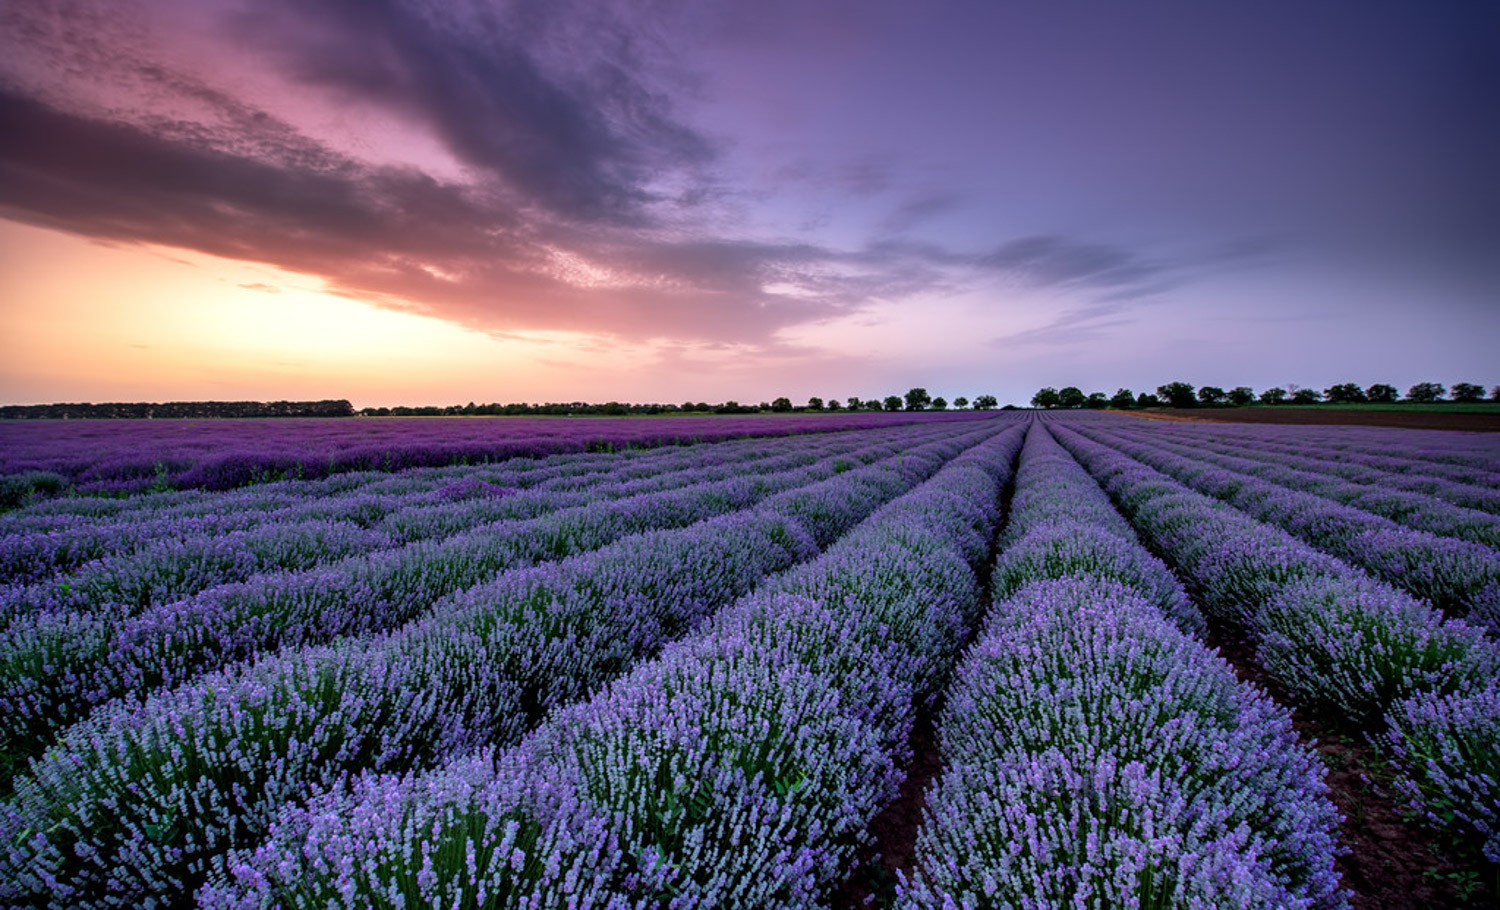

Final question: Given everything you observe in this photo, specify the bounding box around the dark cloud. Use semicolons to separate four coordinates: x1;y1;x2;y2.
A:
981;236;1165;294
876;192;962;235
990;300;1139;349
0;0;986;345
225;0;715;224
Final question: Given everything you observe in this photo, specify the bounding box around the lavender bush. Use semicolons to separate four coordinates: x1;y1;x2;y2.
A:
0;421;1014;907
0;427;956;788
0;411;992;495
200;425;1024;908
1066;421;1500;620
1383;683;1500;863
898;578;1347;910
1257;577;1498;725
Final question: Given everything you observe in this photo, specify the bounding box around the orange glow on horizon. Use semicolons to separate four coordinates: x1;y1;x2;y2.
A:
0;221;661;407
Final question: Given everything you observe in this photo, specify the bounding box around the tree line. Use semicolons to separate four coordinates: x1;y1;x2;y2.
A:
1030;381;1500;410
0;400;357;420
360;389;1005;417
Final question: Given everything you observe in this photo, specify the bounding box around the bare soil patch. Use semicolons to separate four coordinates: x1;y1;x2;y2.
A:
1117;408;1500;432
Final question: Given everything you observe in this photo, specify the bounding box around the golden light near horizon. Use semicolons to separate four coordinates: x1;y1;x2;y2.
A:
0;221;656;406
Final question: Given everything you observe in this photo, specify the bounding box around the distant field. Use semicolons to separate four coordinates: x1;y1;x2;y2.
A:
1131;404;1500;432
3;412;1496;907
0;410;989;498
1245;402;1500;414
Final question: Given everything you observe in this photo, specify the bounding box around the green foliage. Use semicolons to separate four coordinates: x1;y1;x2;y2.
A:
883;396;902;412
806;397;824;411
1109;388;1135;409
972;394;998;409
1197;386;1227;405
1366;383;1398;403
1056;387;1086;409
930;397;948;410
1030;388;1060;409
1407;381;1446;402
1451;382;1485;403
1259;387;1287;404
1289;387;1322;404
1227;386;1255;405
1323;383;1366;403
771;397;793;413
904;388;931;411
952;397;968;409
1157;381;1196;408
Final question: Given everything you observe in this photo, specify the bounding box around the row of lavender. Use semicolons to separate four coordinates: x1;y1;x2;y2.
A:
1079;416;1500;542
900;426;1346;907
0;411;989;496
1097;418;1500;514
1051;421;1500;868
194;423;1028;908
0;419;1020;907
0;425;902;585
0;420;976;790
1058;416;1500;630
1;422;925;623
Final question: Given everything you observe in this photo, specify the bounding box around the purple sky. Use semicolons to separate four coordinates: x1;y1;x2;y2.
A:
1;0;1496;406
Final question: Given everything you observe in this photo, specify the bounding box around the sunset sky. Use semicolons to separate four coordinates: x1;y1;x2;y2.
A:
2;1;1496;408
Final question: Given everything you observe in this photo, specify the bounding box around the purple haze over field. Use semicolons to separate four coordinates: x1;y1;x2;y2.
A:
1;1;1496;406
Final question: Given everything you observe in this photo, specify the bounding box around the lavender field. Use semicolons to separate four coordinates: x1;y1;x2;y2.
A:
1;412;1497;908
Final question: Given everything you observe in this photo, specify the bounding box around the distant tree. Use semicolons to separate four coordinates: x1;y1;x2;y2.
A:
1085;392;1109;409
1157;382;1196;408
973;394;998;409
846;397;862;411
826;398;842;411
681;401;697;413
904;387;932;411
771;397;793;412
1227;386;1254;406
1491;386;1500;402
1057;387;1086;409
953;396;969;409
1366;383;1399;403
1324;383;1367;403
883;395;903;412
1031;388;1061;409
1110;388;1135;410
1451;382;1485;403
1406;382;1446;403
806;396;824;411
758;402;771;412
1197;386;1227;405
1259;387;1287;404
1136;392;1161;408
931;396;948;410
1289;388;1322;404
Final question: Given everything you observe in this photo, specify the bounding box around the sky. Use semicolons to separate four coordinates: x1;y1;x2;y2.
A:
1;0;1496;408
